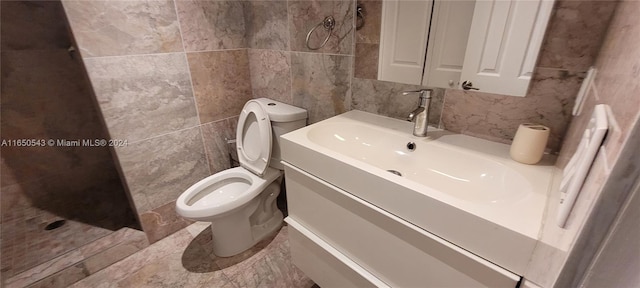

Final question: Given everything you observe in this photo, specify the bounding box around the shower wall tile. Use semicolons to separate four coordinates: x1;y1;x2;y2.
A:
62;0;182;57
1;161;136;229
84;53;198;143
537;0;617;71
187;50;253;124
0;1;71;50
288;0;354;55
139;200;193;244
351;78;444;126
589;3;640;168
441;68;582;152
556;0;640;169
354;43;379;80
201;117;239;174
245;1;289;50
175;0;246;52
248;49;292;104
355;0;382;44
290;52;352;124
1;50;114;186
0;50;105;140
115;127;210;214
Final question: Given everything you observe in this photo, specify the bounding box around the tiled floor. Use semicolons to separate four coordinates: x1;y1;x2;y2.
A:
2;227;148;288
1;210;114;279
70;222;315;288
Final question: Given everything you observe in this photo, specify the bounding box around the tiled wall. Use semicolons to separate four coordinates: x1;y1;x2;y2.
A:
247;0;354;124
525;1;640;286
0;0;137;279
62;0;249;243
354;0;381;79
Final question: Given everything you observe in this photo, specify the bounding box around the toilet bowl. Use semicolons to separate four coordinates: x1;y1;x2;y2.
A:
176;98;307;257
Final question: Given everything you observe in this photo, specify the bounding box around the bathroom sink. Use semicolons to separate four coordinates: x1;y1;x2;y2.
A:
281;110;554;275
307;122;532;204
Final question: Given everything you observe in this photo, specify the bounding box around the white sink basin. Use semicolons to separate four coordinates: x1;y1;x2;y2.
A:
307;122;532;205
281;110;554;275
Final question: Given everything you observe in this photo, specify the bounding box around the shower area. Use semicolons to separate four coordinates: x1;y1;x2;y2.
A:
1;1;143;286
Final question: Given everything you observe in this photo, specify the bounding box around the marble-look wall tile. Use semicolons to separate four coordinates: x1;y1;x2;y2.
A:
62;0;182;57
537;0;617;71
201;117;239;174
175;0;246;52
291;52;352;124
248;49;292;104
0;1;71;50
555;0;640;168
355;0;381;44
187;50;253;124
354;43;379;80
0;50;105;140
84;53;198;142
115;127;210;213
351;78;444;126
288;0;354;55
441;68;582;152
245;1;289;50
588;0;640;168
1;50;113;186
140;201;193;244
10;162;136;229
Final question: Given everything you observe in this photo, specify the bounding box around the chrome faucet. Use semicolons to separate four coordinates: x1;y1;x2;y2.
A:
403;89;432;137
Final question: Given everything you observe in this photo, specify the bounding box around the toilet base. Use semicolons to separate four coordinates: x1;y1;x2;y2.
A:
211;210;283;257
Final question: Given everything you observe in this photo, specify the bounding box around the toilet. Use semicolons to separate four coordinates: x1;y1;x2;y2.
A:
176;98;307;257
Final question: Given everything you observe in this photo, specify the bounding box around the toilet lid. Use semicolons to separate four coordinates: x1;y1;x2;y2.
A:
236;100;272;177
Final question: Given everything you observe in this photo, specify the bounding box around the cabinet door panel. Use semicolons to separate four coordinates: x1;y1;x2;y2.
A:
285;163;520;288
460;0;554;96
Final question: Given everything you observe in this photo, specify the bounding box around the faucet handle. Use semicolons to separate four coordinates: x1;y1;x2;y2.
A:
402;89;432;99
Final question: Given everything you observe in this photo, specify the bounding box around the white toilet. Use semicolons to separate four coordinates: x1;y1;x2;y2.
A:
176;98;307;257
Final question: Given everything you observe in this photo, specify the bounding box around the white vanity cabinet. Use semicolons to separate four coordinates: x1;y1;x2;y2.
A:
284;163;521;288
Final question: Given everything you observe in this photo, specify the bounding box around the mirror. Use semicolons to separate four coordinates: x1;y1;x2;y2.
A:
354;0;555;97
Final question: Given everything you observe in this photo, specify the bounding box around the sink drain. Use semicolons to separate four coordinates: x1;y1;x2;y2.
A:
387;170;402;176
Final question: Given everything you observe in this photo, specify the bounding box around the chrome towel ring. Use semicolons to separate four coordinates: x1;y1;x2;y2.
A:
305;16;336;50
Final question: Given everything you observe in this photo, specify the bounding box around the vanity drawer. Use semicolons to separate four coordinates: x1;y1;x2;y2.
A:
284;163;520;288
286;218;388;288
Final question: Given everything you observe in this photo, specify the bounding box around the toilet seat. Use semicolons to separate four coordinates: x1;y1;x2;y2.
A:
176;167;282;220
237;100;272;177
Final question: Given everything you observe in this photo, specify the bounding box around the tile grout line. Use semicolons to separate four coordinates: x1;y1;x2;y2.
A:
80;49;250;61
171;0;213;175
349;0;357;111
4;227;141;287
438;89;447;129
286;0;296;105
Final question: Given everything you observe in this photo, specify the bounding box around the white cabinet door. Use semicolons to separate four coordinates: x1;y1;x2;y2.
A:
460;0;554;96
423;0;476;88
379;0;433;85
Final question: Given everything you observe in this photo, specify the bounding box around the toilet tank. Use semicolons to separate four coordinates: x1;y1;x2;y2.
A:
253;98;307;170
